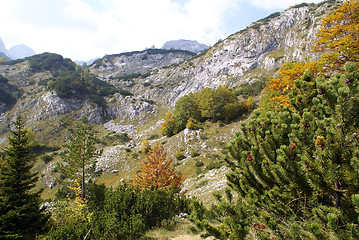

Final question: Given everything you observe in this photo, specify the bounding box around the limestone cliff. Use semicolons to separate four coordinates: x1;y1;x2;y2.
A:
98;2;337;108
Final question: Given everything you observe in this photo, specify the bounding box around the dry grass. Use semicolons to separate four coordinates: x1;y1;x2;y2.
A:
144;218;215;240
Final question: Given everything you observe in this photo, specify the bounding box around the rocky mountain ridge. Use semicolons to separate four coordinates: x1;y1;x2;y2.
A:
0;2;338;126
117;2;336;108
90;48;195;82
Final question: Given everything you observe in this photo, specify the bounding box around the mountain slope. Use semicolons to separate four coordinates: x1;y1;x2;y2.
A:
0;1;341;200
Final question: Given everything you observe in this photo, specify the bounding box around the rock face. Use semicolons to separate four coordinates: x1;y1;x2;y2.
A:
98;2;337;108
161;40;208;53
90;48;195;81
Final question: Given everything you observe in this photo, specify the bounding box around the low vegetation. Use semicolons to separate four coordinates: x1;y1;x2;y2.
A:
30;53;119;106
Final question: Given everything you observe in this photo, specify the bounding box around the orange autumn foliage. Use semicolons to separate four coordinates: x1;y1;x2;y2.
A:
263;0;359;110
263;61;319;109
135;142;184;189
314;0;359;70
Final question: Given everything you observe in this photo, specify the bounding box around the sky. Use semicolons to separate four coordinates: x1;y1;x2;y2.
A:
0;0;324;61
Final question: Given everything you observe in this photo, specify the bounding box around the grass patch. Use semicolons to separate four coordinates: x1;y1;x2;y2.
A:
100;132;131;146
175;151;186;161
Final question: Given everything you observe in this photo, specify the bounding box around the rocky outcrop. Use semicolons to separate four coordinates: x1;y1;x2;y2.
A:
90;48;195;81
162;39;208;53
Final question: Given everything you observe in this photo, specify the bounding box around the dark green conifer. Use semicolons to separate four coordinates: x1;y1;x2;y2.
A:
0;116;49;239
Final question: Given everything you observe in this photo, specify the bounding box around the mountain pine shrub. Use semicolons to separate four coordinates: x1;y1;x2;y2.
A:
191;62;359;239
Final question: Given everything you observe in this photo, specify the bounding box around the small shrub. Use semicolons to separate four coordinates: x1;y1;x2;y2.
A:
200;134;208;140
144;99;155;104
195;161;204;167
142;140;150;154
196;180;208;188
206;161;223;170
175;151;186;160
161;218;176;231
221;148;229;155
118;73;141;81
236;80;265;97
191;150;200;158
41;154;54;164
147;134;159;140
118;88;133;96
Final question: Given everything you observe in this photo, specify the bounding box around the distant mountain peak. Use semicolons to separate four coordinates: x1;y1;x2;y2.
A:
0;37;36;60
161;39;208;53
8;44;36;60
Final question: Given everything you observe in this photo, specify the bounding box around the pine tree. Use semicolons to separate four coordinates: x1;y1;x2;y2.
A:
58;116;100;201
0;116;49;239
135;142;184;189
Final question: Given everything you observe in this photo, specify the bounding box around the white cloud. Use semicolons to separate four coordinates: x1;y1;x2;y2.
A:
0;0;324;60
1;0;241;60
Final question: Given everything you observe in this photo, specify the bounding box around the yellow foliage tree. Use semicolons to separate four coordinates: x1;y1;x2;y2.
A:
135;142;184;189
141;140;150;154
48;181;91;230
186;116;199;130
314;0;359;70
161;111;176;137
262;0;359;110
262;61;319;109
